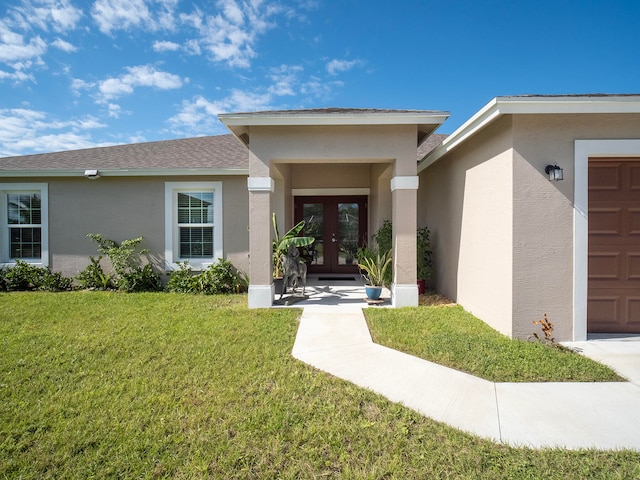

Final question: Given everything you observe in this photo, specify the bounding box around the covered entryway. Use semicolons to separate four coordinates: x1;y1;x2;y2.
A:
294;195;367;274
588;157;640;333
218;108;449;309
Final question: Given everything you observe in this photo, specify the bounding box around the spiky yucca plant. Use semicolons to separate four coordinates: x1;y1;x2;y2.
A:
358;249;392;287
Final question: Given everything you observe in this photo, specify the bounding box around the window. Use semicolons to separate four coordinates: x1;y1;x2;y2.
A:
165;182;222;270
0;183;48;266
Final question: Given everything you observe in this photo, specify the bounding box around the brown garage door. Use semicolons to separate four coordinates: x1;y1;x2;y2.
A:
588;158;640;333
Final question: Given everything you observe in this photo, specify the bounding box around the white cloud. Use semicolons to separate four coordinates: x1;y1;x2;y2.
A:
153;40;180;52
184;39;201;55
8;0;83;33
0;2;82;83
167;90;273;135
0;108;108;157
71;77;94;95
191;0;279;69
326;58;360;75
0;67;35;82
91;0;152;34
268;64;303;96
300;76;344;101
96;64;184;102
51;37;76;52
0;21;47;63
107;103;122;118
91;0;178;34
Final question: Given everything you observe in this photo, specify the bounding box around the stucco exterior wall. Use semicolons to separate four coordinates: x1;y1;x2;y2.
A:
511;113;640;340
250;125;416;164
421;112;640;341
291;164;370;190
419;117;514;336
369;163;393;243
1;175;249;280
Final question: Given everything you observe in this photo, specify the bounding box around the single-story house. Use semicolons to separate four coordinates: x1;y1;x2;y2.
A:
2;94;640;341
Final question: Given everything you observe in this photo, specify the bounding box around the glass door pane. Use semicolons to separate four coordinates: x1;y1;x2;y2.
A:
337;203;359;265
302;203;324;266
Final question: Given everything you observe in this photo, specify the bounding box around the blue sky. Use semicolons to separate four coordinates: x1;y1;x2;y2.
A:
1;0;639;157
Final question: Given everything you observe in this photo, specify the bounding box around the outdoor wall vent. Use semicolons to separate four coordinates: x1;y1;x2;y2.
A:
84;169;100;180
544;164;563;181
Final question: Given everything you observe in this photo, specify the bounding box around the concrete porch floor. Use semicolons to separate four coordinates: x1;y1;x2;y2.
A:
272;274;393;307
285;282;640;450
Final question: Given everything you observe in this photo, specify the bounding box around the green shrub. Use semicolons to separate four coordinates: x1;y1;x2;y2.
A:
38;269;73;292
166;260;248;294
120;264;162;293
76;255;113;290
85;234;160;292
0;266;6;291
165;261;197;293
0;259;72;292
373;219;393;254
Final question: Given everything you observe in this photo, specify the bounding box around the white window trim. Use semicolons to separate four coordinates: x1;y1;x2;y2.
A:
165;181;223;271
0;183;49;267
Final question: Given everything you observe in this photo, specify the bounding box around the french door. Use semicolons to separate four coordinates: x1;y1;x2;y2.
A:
294;196;367;274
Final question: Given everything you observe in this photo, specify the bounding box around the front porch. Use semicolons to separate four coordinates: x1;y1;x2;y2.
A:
218;108;449;309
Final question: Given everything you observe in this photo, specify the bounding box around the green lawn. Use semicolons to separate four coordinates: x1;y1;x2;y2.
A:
1;292;638;479
366;304;623;382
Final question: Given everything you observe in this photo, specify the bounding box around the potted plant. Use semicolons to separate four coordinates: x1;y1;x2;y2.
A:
272;213;315;293
358;249;392;301
416;226;433;295
340;241;359;265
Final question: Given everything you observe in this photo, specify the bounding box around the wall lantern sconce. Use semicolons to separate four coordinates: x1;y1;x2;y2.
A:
544;164;563;181
84;169;100;180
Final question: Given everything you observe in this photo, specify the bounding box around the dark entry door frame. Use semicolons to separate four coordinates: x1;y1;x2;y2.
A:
294;196;368;274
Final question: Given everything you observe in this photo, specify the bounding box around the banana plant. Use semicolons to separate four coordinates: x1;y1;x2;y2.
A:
272;213;315;278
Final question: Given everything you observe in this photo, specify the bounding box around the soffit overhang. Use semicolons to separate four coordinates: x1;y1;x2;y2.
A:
218;108;450;148
418;94;640;172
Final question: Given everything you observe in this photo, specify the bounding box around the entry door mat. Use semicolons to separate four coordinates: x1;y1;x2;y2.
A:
318;276;357;281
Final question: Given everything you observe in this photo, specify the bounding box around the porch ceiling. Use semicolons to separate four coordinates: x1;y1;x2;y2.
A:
219;108;449;148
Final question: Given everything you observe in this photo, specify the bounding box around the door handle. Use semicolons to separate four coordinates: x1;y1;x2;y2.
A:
331;234;337;243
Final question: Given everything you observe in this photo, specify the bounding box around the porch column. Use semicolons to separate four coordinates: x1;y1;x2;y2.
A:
391;175;419;307
247;176;274;308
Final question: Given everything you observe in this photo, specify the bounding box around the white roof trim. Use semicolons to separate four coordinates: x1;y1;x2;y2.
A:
219;111;449;127
418;95;640;172
0;168;249;178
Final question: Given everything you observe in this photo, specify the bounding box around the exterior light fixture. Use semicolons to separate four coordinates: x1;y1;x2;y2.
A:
544;164;563;181
84;169;100;180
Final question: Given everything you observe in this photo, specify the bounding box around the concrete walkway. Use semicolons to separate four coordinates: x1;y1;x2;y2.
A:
291;303;640;451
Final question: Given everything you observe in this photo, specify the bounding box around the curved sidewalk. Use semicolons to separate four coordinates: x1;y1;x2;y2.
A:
291;305;640;450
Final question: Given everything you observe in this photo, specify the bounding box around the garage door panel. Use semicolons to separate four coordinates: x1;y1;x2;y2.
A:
587;296;619;324
588;157;640;333
629;208;640;235
589;162;621;190
628;164;640;190
588;251;621;280
588;208;623;236
626;298;640;327
628;253;640;280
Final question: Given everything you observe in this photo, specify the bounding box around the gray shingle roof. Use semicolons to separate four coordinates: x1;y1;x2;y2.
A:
417;133;448;161
0;130;447;173
0;134;248;172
